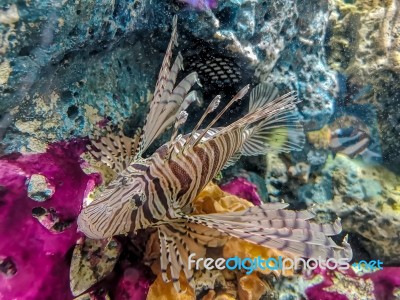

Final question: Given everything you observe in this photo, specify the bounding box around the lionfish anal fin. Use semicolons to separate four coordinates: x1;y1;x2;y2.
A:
158;223;227;292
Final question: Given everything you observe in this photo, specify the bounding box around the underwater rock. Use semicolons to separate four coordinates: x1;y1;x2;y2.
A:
0;113;12;155
327;0;400;169
0;0;175;153
220;177;262;206
265;153;288;201
305;268;375;300
70;237;122;296
2;0;342;155
27;174;55;201
307;149;328;166
32;206;72;233
179;0;338;130
288;162;310;184
304;154;400;264
273;266;400;300
0;140;97;299
328;0;400;80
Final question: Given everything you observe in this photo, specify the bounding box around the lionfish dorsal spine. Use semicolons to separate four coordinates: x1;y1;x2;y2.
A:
192;84;250;147
137;16;200;157
182;95;221;149
87;126;141;173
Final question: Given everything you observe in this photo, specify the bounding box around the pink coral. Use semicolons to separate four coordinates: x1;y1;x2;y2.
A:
115;267;150;300
0;140;99;300
364;267;400;300
178;0;218;10
220;177;262;206
305;266;400;300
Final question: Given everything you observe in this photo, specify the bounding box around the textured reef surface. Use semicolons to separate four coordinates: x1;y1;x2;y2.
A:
0;141;91;299
1;0;400;299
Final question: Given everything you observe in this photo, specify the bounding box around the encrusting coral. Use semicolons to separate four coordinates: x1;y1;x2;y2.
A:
0;140;97;299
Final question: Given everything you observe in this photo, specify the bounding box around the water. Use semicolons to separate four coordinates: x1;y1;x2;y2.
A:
1;1;399;299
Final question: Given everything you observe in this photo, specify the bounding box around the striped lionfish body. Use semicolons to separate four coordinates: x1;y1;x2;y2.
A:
77;16;352;291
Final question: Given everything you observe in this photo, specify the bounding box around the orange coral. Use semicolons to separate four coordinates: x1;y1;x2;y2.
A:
237;273;269;300
192;182;253;214
223;238;295;277
147;272;195;300
202;290;237;300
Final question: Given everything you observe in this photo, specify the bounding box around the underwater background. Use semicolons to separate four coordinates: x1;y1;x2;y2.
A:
1;0;400;299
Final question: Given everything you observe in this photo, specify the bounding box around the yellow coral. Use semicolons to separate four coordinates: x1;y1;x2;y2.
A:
237;273;269;300
202;290;236;300
223;238;295;277
147;273;195;300
193;182;253;214
306;125;331;149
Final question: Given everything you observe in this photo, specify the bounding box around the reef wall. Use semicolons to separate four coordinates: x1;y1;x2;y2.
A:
1;0;400;299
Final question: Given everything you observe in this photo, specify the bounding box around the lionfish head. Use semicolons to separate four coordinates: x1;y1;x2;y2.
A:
77;176;144;239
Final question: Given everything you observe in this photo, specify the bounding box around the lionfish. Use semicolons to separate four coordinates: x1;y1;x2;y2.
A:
77;17;352;291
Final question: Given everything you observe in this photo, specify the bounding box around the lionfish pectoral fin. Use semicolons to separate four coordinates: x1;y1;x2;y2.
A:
87;126;142;173
184;203;353;261
237;83;305;156
248;83;279;113
138;16;200;156
158;222;227;292
222;152;242;170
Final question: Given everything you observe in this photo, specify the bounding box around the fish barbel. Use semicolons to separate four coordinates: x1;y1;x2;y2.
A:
77;16;352;291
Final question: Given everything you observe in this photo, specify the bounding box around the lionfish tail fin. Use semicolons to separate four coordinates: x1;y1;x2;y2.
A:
158;223;227;292
240;83;305;156
87;126;142;173
184;203;353;261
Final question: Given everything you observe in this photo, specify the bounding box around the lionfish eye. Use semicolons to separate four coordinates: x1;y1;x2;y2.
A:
132;193;145;207
121;177;129;186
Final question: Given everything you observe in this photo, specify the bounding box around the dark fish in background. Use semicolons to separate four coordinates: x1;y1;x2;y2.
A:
307;110;382;163
329;127;370;158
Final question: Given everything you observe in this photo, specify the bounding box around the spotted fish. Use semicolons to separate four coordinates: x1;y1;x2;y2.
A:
77;16;352;291
185;51;243;89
